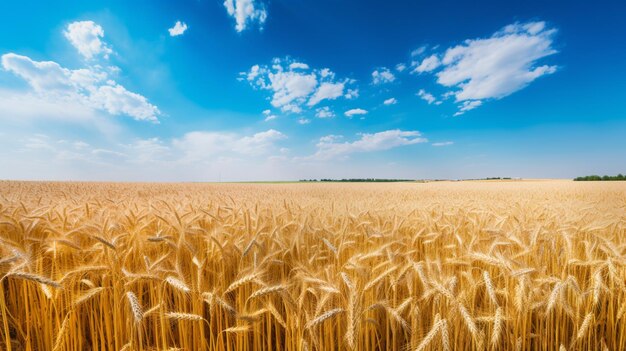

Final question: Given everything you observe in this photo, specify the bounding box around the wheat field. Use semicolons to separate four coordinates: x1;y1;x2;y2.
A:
0;180;625;350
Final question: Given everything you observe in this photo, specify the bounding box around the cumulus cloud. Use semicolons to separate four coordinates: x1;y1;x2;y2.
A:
302;130;428;161
383;97;397;105
344;108;367;118
372;67;395;85
1;21;159;122
297;118;310;125
223;0;267;32
315;106;335;118
419;21;558;115
64;21;113;60
271;72;317;107
395;63;407;72
2;53;159;122
417;89;440;105
241;57;355;114
168;21;188;36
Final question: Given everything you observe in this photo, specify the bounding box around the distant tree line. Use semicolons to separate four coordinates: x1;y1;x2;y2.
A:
574;174;625;181
299;178;414;182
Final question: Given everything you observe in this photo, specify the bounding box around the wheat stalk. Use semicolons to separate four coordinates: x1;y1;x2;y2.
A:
165;276;191;293
165;312;206;322
126;291;143;324
306;308;344;329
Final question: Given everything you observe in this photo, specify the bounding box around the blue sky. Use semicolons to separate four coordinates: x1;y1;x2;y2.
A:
0;0;624;181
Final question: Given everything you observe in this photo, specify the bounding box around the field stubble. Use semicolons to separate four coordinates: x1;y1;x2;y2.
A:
0;180;625;350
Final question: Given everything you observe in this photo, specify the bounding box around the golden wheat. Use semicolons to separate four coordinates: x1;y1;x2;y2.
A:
0;180;624;350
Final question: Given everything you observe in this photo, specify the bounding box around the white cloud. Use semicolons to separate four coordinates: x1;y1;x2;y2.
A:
2;53;159;122
270;71;317;107
289;62;309;70
413;54;440;73
344;108;368;118
432;141;454;147
1;127;297;181
0;90;113;132
89;84;160;122
263;109;277;121
315;106;335;118
64;21;113;60
281;104;303;114
223;0;267;32
319;68;333;78
395;63;406;72
297;118;310;125
344;88;359;99
308;82;344;106
454;100;482;116
245;64;262;82
168;21;188;36
383;97;397;105
2;54;74;91
242;57;354;114
417;89;440;105
236;129;286;154
371;67;395;84
42;128;282;168
411;46;427;57
420;21;558;114
173;129;286;161
303;130;428;161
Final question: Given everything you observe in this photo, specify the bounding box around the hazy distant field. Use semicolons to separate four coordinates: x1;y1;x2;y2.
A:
1;180;625;350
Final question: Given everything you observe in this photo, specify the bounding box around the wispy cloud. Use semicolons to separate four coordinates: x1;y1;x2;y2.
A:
301;130;427;161
454;100;482;116
262;109;277;121
414;21;558;115
173;129;286;161
417;89;440;105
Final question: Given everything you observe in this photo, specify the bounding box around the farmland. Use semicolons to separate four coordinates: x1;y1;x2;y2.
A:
0;180;625;350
